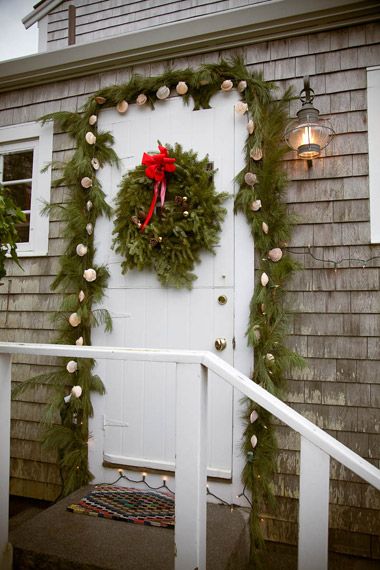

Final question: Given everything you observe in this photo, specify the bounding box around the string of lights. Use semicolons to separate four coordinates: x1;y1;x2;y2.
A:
97;469;253;509
287;245;380;269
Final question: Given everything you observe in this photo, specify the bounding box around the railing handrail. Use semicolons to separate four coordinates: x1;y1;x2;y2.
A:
1;341;379;490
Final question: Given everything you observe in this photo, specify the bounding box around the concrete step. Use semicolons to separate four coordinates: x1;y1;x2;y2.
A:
10;486;249;570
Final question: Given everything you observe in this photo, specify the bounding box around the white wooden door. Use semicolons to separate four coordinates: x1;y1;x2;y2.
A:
92;92;251;481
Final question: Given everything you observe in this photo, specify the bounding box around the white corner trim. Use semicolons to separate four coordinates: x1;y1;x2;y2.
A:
38;16;49;53
367;67;380;244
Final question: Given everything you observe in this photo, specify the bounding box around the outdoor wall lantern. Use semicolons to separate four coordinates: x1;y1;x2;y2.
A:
285;76;334;163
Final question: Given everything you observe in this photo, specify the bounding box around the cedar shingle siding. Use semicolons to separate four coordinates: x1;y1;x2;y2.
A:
1;0;379;559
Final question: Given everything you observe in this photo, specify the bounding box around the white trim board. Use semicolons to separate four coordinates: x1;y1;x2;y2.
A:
367;66;380;244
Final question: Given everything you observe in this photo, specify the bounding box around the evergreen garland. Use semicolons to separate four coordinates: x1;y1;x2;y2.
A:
113;143;228;288
11;58;303;566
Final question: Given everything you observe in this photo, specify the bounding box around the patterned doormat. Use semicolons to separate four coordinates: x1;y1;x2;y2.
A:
67;485;175;528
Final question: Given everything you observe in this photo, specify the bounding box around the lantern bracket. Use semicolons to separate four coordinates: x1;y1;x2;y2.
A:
300;75;315;105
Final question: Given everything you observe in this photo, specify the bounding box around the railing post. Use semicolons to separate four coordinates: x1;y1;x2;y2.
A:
298;436;330;570
0;354;12;570
175;363;207;570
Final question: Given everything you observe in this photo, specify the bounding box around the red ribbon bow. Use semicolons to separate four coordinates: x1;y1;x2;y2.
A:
140;145;176;231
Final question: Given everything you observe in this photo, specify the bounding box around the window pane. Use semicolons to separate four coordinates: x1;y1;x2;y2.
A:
4;183;32;210
3;150;33;181
16;213;30;243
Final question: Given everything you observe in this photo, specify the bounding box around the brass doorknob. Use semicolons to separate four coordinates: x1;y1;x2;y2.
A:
215;337;227;351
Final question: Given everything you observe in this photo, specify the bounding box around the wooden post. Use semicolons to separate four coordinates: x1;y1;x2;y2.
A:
175;363;207;570
0;354;12;570
298;437;330;570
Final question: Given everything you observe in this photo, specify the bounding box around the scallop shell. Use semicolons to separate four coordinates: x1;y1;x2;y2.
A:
244;172;257;186
86;223;93;235
86;200;93;212
176;81;188;95
76;244;88;257
250;199;262;212
250;435;258;449
76;336;84;346
69;312;81;327
235;101;248;115
265;353;275;363
250;410;259;423
66;360;78;374
83;268;97;282
260;303;266;314
262;222;269;234
78;290;85;303
85;132;96;145
261;272;269;287
71;385;82;398
221;79;233;91
252;325;261;342
250;147;263;161
91;158;100;170
237;80;247;92
268;248;283;262
64;394;71;404
156;86;170;100
136;93;147;106
116;100;129;114
88;115;97;126
81;177;92;189
247;120;255;135
95;96;106;104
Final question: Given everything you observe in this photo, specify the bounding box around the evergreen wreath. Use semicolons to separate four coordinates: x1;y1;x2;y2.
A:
113;143;228;289
11;58;304;568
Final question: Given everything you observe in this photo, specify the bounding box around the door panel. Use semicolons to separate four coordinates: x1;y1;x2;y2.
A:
94;92;242;477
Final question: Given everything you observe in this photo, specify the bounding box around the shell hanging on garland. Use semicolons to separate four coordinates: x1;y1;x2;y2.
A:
78;290;85;303
265;353;275;364
235;101;248;115
76;336;84;346
250;435;258;449
71;385;82;398
88;115;97;126
176;81;188;95
247;119;255;135
76;243;88;257
252;325;261;341
268;248;283;262
156;86;170;100
64;394;71;404
86;200;93;212
81;176;92;189
66;360;78;374
136;93;147;106
221;79;233;91
237;80;247;92
262;222;269;234
85;132;96;145
86;223;93;235
91;158;100;170
83;268;96;282
95;96;106;104
250;410;259;423
244;172;257;186
69;312;81;327
116;100;129;114
261;272;269;287
261;303;266;314
250;199;262;212
250;147;263;161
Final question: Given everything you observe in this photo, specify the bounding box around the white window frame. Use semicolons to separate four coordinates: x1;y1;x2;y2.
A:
0;121;53;256
367;66;380;244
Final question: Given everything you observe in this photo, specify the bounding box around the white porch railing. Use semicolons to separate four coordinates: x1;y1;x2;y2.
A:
1;342;379;570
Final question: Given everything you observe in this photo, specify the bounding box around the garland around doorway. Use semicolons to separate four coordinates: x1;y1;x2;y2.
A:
12;59;303;568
